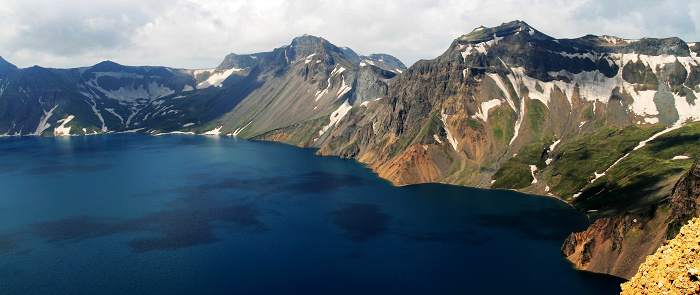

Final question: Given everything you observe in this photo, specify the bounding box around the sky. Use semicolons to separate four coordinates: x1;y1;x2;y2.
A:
1;0;699;69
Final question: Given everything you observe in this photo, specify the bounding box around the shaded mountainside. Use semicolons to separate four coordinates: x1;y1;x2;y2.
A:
0;35;405;137
564;156;700;280
1;20;699;280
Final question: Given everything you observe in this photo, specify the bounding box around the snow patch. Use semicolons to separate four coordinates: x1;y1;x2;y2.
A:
305;53;317;64
504;71;527;145
233;121;252;137
472;99;502;121
182;123;195;127
196;68;243;89
441;111;459;150
54;115;74;136
549;139;562;152
530;165;538;184
317;100;353;139
433;134;443;144
591;172;606;183
336;77;352;98
461;34;503;58
486;73;516;111
33;105;58;135
203;126;223;135
644;117;660;124
672;155;691;160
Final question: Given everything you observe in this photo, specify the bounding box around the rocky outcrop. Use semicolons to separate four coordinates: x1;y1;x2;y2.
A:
563;156;700;279
620;217;700;294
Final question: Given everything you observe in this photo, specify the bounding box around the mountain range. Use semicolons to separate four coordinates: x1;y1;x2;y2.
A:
2;20;700;280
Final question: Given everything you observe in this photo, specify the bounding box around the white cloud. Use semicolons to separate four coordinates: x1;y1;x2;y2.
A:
0;0;698;69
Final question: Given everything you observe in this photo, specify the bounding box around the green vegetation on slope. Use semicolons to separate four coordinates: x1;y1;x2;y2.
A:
574;122;700;214
547;125;663;199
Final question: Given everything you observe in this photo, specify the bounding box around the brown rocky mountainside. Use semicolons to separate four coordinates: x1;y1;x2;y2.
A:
620;217;700;294
563;156;700;279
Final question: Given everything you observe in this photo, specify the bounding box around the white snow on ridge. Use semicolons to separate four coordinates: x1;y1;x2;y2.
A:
305;53;317;64
331;66;346;77
182;123;195;127
336;77;352;98
433;134;443;144
440;111;459;150
196;68;243;89
233;121;252;137
473;99;502;122
317;99;353;139
592;124;686;182
504;71;526;145
549;139;562;152
54;115;74;136
87;79;175;102
530;165;538;184
486;73;516;111
461;34;503;58
33;105;58;135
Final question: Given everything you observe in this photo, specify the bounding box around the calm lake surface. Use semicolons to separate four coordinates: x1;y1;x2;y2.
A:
0;134;624;294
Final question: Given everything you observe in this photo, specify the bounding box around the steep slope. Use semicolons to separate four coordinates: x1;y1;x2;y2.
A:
246;21;700;278
305;21;700;190
212;35;404;140
564;155;700;280
620;217;700;294
619;158;700;291
0;38;405;137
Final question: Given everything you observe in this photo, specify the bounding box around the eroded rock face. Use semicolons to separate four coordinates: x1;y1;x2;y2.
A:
621;217;700;294
563;156;700;279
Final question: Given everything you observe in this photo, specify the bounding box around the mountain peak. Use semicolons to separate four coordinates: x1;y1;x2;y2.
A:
291;34;327;47
90;60;126;72
0;56;18;75
459;20;546;44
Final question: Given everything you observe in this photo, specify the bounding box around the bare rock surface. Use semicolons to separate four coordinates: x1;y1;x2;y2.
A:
621;217;700;294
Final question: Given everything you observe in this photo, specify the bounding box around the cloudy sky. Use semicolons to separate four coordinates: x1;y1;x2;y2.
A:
1;0;698;69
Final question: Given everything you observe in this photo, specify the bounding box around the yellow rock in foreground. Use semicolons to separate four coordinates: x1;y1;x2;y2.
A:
621;218;700;295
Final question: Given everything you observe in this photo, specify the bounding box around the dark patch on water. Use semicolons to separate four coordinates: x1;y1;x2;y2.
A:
475;207;587;241
404;230;490;246
0;232;22;252
30;216;125;242
288;172;367;193
332;203;390;242
11;195;262;252
152;171;366;200
0;162;22;173
24;163;114;175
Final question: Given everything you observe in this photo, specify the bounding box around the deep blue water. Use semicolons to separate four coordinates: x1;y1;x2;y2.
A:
0;134;624;294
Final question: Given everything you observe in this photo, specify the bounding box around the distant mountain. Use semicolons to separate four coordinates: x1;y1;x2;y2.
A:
1;21;699;280
0;35;405;137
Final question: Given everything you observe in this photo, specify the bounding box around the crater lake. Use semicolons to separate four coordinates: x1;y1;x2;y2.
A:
0;134;624;294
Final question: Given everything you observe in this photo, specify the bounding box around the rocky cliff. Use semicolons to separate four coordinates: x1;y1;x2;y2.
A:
620;217;700;294
564;156;700;279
